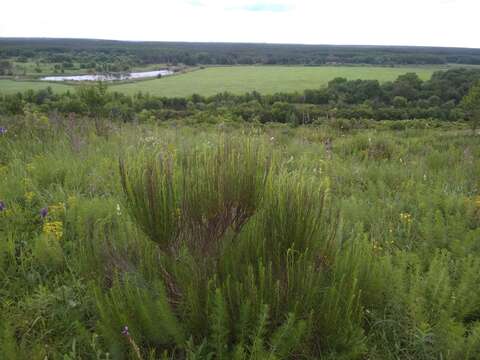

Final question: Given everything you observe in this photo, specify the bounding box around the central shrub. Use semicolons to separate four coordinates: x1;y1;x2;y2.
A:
100;134;364;359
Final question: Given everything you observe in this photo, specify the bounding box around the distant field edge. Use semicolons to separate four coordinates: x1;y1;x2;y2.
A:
0;65;472;97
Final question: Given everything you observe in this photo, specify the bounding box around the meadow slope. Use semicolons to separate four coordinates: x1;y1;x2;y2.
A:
0;117;479;359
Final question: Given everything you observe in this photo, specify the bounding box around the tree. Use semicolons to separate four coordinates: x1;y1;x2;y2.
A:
0;60;12;75
77;82;109;135
77;82;108;116
393;96;408;108
461;81;480;133
391;73;423;100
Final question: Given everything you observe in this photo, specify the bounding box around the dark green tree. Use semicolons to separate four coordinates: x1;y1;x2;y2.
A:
461;81;480;133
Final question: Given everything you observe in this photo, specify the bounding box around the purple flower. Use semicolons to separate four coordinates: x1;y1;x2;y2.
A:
40;207;48;219
121;326;130;337
0;127;6;135
0;201;5;211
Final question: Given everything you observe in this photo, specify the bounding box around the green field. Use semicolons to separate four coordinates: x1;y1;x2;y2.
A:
0;65;444;97
111;66;442;97
0;79;72;93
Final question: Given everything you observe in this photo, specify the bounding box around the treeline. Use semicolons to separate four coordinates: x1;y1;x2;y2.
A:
1;68;480;123
2;38;480;67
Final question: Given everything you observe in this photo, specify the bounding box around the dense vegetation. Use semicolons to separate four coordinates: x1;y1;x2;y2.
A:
2;39;480;359
2;68;480;123
2;38;480;76
1;113;480;359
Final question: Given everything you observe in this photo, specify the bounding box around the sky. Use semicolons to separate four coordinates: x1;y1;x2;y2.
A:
1;0;479;48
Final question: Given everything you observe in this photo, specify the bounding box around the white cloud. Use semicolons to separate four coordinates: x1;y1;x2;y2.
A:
0;0;479;48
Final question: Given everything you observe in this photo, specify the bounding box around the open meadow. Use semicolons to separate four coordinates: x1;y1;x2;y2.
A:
0;65;444;96
0;79;72;94
110;66;441;97
1;114;479;359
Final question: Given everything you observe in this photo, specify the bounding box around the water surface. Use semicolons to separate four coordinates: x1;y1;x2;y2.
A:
41;70;174;82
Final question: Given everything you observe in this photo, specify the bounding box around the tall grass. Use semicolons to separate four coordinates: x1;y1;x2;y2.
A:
0;114;479;359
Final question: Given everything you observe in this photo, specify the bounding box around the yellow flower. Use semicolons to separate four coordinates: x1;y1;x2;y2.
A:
400;212;412;224
372;240;383;252
475;196;480;208
22;177;33;186
67;196;77;207
1;209;13;217
43;221;64;240
48;202;65;216
24;191;35;202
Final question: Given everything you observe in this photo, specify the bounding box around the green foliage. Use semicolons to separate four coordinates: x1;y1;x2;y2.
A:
119;136;271;254
461;80;480;131
1;115;479;359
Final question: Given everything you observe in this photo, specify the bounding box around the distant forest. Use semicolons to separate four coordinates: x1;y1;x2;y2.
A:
2;38;480;68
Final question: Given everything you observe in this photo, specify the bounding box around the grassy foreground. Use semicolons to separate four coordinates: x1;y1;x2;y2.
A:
0;65;442;96
0;116;480;359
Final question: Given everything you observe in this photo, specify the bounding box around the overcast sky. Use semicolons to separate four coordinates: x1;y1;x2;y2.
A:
1;0;479;48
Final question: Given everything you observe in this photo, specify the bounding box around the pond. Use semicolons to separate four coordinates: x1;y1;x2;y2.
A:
41;69;174;82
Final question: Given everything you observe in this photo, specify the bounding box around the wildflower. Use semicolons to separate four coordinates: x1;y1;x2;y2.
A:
121;325;142;360
24;191;35;202
42;221;63;240
116;204;122;216
0;127;6;135
40;207;48;219
372;240;383;252
400;212;413;224
48;203;65;216
67;195;77;207
22;177;32;186
0;201;5;211
174;207;181;218
2;209;13;217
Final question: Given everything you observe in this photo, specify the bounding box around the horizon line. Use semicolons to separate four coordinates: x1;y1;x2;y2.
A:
1;36;480;51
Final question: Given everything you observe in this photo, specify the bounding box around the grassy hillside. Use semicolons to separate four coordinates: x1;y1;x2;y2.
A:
0;116;479;358
0;65;443;96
